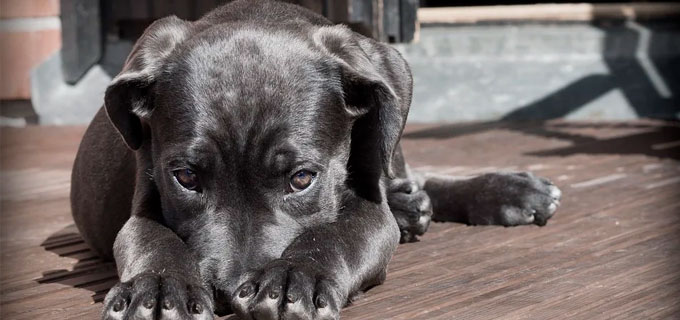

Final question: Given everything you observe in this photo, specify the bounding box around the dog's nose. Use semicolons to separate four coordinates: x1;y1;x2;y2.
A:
213;286;233;316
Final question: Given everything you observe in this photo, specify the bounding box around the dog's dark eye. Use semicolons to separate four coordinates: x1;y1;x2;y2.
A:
290;170;315;192
174;169;200;191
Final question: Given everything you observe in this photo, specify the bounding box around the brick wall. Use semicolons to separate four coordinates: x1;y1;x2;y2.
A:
0;0;61;100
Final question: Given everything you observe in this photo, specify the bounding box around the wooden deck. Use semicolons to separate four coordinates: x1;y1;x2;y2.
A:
1;120;679;319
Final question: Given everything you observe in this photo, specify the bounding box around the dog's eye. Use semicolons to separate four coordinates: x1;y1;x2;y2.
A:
174;169;200;191
290;170;315;192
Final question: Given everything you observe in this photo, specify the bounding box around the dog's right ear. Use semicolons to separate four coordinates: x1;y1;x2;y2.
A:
313;25;411;202
105;16;192;150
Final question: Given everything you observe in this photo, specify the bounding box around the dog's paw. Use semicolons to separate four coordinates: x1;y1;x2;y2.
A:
231;259;341;320
102;273;213;320
388;178;433;243
466;172;561;226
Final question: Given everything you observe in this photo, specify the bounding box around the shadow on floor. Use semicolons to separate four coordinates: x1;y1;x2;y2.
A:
36;224;118;303
403;121;680;161
501;20;679;122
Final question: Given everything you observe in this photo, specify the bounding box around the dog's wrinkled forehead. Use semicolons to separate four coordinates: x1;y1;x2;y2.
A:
185;30;329;107
153;27;345;150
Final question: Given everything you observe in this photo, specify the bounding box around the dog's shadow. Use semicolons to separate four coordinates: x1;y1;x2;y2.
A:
37;224;118;303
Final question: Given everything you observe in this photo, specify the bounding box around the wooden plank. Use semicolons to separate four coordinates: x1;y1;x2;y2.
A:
1;120;679;319
382;0;400;42
0;0;60;18
0;25;61;99
399;0;417;42
59;0;101;84
418;2;680;24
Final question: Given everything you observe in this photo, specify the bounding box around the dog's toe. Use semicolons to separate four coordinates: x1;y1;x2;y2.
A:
103;273;213;320
387;179;433;243
548;184;562;201
232;260;341;320
525;174;562;226
464;172;562;227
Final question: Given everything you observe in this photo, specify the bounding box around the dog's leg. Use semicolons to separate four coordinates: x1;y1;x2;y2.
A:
71;108;136;260
386;144;434;243
230;195;400;320
101;164;214;320
418;171;562;226
102;215;214;320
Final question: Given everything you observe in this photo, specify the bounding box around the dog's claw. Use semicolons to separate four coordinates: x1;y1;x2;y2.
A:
465;172;562;227
231;259;341;320
102;273;213;320
112;299;125;312
189;301;203;314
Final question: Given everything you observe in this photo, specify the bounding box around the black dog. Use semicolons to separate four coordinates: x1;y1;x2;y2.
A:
70;1;561;319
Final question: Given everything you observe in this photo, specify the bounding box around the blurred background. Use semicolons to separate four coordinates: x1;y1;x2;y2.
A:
1;2;680;318
1;0;678;126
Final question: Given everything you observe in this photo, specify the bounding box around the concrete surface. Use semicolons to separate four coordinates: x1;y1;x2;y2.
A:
23;21;680;125
397;21;680;122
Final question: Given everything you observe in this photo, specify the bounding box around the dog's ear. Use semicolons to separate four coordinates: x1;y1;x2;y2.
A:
314;25;409;201
105;16;192;150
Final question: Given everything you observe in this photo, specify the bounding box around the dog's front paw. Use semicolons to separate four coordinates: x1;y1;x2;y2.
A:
388;178;433;243
232;259;341;320
387;179;432;243
102;273;213;320
467;172;562;226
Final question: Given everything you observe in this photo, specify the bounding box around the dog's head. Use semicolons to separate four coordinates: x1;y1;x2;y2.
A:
104;16;408;301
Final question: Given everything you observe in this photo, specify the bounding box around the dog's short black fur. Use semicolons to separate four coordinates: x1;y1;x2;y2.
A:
70;1;562;319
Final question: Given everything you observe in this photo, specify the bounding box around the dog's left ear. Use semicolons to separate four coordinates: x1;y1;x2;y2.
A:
314;25;411;201
105;16;192;150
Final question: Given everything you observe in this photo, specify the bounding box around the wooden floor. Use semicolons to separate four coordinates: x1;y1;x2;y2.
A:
1;120;679;319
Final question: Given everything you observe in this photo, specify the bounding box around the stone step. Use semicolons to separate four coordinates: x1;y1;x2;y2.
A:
397;21;680;122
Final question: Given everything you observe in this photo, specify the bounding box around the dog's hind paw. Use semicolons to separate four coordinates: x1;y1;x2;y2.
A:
465;172;562;226
231;259;341;320
387;178;433;243
102;273;213;320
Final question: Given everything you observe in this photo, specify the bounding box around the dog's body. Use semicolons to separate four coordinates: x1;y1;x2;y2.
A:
71;1;561;319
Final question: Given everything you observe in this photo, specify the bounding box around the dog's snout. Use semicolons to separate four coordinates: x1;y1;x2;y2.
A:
212;286;233;316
